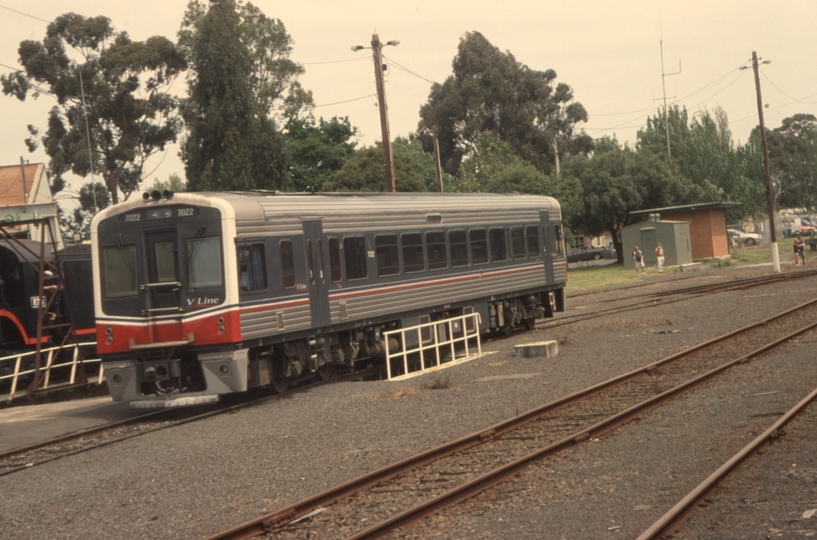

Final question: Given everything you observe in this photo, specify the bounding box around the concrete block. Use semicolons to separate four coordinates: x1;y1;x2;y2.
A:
514;340;559;358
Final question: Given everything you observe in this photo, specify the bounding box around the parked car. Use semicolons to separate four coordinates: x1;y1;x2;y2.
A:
567;245;614;262
727;229;763;246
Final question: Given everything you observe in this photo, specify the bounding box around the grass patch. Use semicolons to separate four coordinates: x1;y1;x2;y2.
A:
566;239;796;294
421;372;453;390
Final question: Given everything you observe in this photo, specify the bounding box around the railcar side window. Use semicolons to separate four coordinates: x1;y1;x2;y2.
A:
526;225;541;257
187;237;223;289
490;228;507;262
101;245;137;298
280;241;296;289
511;227;526;259
402;233;425;273
344;236;368;280
238;244;267;292
426;231;447;270
375;235;399;277
470;229;488;265
449;230;468;267
328;238;342;282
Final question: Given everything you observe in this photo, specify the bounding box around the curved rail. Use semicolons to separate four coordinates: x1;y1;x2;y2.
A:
207;297;817;540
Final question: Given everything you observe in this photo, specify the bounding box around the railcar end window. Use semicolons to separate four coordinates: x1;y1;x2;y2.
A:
470;229;488;265
238;244;267;292
102;245;137;298
402;233;425;273
490;228;507;262
426;231;447;270
375;235;399;277
328;238;342;282
344;236;368;280
526;225;541;258
280;240;296;288
155;241;176;283
511;227;526;259
449;230;468;267
187;237;223;289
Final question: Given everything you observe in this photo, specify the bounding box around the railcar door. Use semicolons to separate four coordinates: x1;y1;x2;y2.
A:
302;220;330;329
539;210;555;285
144;230;182;314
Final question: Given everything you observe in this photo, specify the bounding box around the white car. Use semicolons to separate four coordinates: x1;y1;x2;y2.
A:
727;229;762;246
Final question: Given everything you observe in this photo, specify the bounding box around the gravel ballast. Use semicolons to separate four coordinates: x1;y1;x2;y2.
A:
1;266;816;539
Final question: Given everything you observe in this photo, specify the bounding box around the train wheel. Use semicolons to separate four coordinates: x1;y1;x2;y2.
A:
269;355;288;394
315;359;333;381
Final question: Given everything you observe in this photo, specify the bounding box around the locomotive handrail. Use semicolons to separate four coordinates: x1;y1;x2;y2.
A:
128;333;194;350
141;281;182;290
142;306;184;314
0;342;101;404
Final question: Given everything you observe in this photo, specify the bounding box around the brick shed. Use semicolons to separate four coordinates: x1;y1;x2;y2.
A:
629;202;742;261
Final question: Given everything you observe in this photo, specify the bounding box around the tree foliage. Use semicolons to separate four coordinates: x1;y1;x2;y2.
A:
180;0;292;191
1;12;186;203
322;144;426;192
417;31;590;176
392;134;454;192
283;115;357;192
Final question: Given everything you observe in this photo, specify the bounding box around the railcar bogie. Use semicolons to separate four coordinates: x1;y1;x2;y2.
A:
92;192;567;407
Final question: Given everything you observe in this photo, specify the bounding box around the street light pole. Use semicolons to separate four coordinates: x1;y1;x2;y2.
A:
751;51;780;272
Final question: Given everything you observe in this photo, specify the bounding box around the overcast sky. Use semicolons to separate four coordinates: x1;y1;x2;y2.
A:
1;0;816;198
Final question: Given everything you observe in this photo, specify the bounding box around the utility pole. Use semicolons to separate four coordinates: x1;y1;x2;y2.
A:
750;51;780;272
433;128;444;193
659;40;681;157
353;34;399;193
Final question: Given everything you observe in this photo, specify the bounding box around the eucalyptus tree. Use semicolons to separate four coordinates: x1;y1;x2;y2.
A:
1;12;186;204
416;31;590;176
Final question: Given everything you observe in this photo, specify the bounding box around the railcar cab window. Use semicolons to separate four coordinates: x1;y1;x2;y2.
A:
101;244;138;298
449;230;468;267
344;236;368;280
328;238;342;282
490;228;507;262
470;229;488;264
511;227;526;259
187;237;223;289
426;231;447;270
375;235;399;277
280;241;296;289
526;225;541;258
402;233;425;273
238;244;267;292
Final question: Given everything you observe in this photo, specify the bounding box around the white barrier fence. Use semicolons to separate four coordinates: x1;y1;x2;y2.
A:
385;313;482;380
0;342;101;403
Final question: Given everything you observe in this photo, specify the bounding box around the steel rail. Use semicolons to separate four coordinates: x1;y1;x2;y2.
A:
636;385;817;540
207;297;817;540
0;367;382;476
348;317;817;539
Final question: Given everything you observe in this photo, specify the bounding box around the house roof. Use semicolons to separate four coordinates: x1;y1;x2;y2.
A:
0;163;40;206
629;202;742;217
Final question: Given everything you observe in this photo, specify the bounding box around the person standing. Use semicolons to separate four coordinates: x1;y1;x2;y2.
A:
794;234;806;266
655;243;665;273
632;246;645;277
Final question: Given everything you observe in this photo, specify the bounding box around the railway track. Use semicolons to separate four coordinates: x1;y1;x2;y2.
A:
207;295;817;540
0;367;382;477
542;268;817;329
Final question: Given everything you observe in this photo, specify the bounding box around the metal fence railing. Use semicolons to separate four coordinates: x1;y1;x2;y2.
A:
385;313;482;380
0;342;101;403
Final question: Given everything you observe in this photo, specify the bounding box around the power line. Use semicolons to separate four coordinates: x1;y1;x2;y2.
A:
0;3;49;23
759;67;817;105
381;54;438;85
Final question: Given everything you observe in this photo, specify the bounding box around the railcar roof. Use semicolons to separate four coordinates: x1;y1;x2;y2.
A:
205;191;560;218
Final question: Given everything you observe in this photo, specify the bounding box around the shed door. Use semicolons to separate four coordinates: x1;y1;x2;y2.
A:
640;228;657;266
